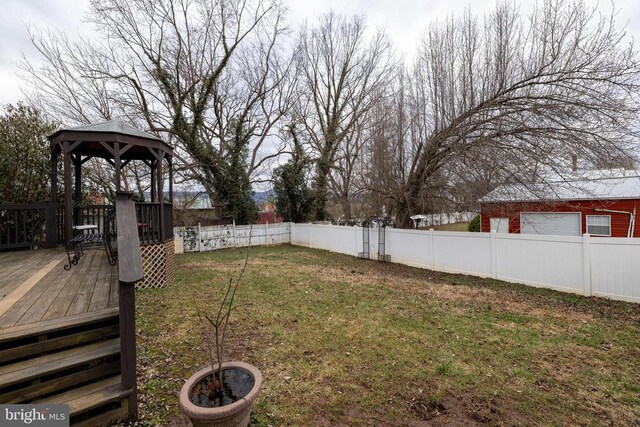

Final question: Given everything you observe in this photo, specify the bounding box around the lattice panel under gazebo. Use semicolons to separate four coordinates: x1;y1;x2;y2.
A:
137;241;175;289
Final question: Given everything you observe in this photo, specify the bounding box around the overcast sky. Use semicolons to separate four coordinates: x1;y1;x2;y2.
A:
1;0;640;107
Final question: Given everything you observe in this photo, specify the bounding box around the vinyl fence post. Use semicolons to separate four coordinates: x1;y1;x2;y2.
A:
198;222;202;252
232;220;237;248
582;233;591;296
490;230;498;279
429;228;435;269
266;221;269;246
290;222;295;245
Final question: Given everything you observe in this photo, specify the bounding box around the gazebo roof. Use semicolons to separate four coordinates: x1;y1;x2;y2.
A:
51;120;163;141
48;119;172;159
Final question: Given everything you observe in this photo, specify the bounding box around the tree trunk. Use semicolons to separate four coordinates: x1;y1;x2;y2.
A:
313;157;332;221
340;196;352;219
395;199;414;229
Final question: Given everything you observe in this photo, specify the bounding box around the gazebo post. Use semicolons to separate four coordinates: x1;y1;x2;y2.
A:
74;155;82;227
150;159;156;202
114;143;121;192
168;157;173;203
157;151;164;241
46;147;59;248
63;142;73;242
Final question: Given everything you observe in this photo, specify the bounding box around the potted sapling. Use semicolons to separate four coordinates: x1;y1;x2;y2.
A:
179;235;262;427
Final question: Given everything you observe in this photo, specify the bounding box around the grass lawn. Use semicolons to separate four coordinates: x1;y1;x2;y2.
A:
135;245;640;426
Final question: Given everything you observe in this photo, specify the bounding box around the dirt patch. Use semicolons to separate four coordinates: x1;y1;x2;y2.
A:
403;387;509;427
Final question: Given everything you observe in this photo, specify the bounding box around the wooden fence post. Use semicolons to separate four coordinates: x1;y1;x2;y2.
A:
116;191;144;421
266;222;269;246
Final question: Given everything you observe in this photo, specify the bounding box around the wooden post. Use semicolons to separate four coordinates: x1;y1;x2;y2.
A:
63;142;73;242
116;191;144;421
47;148;58;248
157;152;164;242
114;143;121;192
150;159;156;202
168;158;173;203
266;221;269;246
73;155;81;227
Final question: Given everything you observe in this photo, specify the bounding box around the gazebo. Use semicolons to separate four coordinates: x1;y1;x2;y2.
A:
46;120;175;288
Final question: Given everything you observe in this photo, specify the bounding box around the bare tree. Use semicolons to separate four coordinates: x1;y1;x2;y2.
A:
22;0;293;223
295;12;395;220
327;119;367;219
389;1;640;227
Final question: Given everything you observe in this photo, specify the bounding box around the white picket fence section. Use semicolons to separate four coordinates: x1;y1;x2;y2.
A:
175;222;291;252
290;224;640;303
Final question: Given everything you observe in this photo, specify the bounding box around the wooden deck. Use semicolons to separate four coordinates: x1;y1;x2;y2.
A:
0;249;117;327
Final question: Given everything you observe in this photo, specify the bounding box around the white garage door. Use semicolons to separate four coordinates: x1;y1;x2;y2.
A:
520;213;581;236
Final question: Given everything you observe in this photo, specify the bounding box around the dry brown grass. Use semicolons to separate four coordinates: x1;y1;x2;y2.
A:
135;245;640;426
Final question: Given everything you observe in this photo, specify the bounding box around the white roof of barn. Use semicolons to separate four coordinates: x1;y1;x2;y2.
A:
481;170;640;203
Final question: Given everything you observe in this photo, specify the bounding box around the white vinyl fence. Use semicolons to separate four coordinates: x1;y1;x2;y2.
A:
172;222;639;303
412;211;477;227
175;222;291;252
290;224;640;303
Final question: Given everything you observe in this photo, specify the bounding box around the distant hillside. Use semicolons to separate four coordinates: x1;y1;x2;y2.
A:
144;189;274;206
253;190;274;203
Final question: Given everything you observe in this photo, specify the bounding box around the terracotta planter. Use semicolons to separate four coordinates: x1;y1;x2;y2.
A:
179;361;263;427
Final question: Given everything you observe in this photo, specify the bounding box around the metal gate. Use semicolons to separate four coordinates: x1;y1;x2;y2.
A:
358;217;392;262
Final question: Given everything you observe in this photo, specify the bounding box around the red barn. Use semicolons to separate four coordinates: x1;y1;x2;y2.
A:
480;172;640;237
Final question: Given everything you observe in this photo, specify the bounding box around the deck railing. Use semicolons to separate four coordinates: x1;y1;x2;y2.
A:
135;203;160;245
2;201;173;250
74;202;173;246
0;204;50;249
76;204;113;231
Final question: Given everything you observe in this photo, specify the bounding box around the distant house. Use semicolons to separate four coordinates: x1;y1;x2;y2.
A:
256;201;282;224
480;171;640;237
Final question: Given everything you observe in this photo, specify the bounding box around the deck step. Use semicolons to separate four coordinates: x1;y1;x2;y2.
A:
0;338;120;390
0;308;119;345
1;360;121;404
35;376;130;416
0;324;120;364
